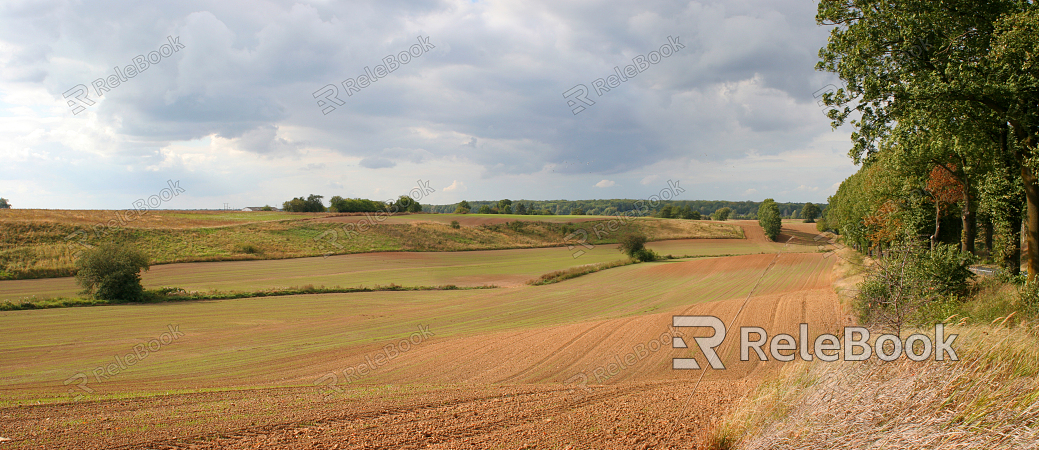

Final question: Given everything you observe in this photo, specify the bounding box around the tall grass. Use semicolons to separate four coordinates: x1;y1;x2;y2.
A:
713;323;1039;449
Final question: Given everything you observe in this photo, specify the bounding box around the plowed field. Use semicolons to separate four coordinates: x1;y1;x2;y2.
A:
0;222;841;449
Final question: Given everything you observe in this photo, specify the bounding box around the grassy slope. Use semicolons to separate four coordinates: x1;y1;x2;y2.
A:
0;210;741;280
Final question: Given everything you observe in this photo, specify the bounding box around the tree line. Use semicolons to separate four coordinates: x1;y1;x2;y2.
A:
815;0;1039;278
428;199;825;219
282;194;423;213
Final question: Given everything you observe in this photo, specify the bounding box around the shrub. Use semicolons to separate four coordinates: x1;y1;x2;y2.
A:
918;243;976;297
1018;281;1039;317
75;244;150;302
450;220;460;229
617;233;648;258
856;242;975;333
815;218;829;231
632;248;659;262
235;243;261;254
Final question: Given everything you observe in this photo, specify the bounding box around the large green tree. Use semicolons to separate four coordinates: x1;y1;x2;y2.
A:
497;199;513;214
283;194;326;212
711;207;732;221
758;199;782;241
817;1;1039;277
0;198;9;209
801;202;820;223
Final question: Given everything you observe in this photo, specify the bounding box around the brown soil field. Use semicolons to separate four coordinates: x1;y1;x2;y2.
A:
0;222;839;449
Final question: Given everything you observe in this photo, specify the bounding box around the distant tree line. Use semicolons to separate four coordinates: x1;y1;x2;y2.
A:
428;199;826;219
282;194;423;213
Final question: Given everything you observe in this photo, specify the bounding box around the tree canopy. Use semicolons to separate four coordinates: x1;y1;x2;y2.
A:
817;0;1039;277
758;199;782;241
712;207;732;221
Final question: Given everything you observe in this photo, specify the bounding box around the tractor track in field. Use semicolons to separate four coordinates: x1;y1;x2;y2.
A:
125;379;719;450
1;222;840;449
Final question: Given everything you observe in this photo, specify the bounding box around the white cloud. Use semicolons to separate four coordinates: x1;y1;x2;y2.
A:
595;179;616;188
443;180;466;192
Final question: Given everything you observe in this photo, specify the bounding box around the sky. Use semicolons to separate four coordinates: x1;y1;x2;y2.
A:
0;0;858;210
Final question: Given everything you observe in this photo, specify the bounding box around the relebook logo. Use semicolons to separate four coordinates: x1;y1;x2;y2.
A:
670;316;958;370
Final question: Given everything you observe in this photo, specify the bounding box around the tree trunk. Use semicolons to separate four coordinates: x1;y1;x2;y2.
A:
1008;212;1022;276
982;217;993;253
961;189;976;254
931;205;941;251
1022;166;1039;281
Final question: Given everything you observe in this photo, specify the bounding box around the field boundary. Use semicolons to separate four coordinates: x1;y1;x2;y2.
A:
0;284;497;311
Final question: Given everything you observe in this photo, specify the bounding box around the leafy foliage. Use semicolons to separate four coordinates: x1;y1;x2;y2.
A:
283;194;327;212
712;207;732;221
428;199;823;219
801;203;820;223
617;233;647;258
74;244;150;302
758;199;782;241
817;0;1039;276
857;243;976;333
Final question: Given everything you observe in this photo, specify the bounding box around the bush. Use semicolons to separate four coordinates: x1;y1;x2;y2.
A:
919;244;977;297
235;243;261;254
617;233;648;258
1018;281;1039;317
75;244;150;302
856;242;975;333
632;248;659;262
450;220;460;229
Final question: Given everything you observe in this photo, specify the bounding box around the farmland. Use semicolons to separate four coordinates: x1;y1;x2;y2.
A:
0;215;844;449
0;210;741;280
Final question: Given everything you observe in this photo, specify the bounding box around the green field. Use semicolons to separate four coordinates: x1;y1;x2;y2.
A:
0;252;833;405
0;234;806;302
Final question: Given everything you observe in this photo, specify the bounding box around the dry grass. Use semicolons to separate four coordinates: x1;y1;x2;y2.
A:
0;209;317;228
715;323;1039;449
713;238;1039;449
526;259;636;285
0;212;741;280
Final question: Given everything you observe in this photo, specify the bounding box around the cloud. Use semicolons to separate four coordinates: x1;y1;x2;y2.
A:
359;157;396;169
0;0;853;208
443;180;466;192
595;179;616;188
